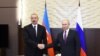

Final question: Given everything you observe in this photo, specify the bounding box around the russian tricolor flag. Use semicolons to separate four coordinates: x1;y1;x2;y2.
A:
76;6;87;56
42;1;55;56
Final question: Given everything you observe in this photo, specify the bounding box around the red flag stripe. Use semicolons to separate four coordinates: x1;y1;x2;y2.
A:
80;48;87;56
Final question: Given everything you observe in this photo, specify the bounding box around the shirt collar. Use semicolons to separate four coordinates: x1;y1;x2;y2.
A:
64;28;69;32
32;24;37;27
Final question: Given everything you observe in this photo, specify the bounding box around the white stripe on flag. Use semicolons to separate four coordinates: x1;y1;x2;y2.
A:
76;7;83;31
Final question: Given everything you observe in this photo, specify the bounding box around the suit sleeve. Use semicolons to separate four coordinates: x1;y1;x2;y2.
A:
42;27;47;47
54;33;61;53
23;27;38;48
75;31;80;56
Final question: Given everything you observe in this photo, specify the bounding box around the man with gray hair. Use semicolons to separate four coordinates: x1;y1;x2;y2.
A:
54;19;80;56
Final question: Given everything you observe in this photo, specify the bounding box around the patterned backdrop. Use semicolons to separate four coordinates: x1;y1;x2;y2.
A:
19;0;100;28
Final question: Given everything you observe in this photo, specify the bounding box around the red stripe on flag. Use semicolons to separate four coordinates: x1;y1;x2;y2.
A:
46;32;55;56
80;48;87;56
48;48;55;56
46;32;52;44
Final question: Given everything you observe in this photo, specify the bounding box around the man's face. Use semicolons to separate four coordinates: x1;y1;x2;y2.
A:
62;20;70;31
31;14;38;25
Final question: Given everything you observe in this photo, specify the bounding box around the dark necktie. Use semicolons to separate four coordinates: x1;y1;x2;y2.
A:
63;31;67;42
34;26;36;36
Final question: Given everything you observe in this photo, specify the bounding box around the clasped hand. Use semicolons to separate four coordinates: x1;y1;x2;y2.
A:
37;44;45;49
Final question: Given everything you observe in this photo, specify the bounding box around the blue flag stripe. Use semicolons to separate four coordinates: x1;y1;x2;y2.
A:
43;2;51;34
76;23;87;52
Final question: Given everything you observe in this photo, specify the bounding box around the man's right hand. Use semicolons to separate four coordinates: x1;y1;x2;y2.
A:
37;44;45;49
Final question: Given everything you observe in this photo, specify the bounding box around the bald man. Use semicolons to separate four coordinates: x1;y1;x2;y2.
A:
54;19;80;56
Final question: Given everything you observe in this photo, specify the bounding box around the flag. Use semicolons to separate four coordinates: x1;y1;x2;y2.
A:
76;7;87;56
42;1;55;56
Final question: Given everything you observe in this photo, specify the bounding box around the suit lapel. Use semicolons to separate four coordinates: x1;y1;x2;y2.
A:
66;29;70;41
29;24;37;38
65;29;71;43
66;30;73;43
60;32;65;44
37;24;40;38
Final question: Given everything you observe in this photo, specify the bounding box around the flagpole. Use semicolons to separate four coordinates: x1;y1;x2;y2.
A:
78;0;80;11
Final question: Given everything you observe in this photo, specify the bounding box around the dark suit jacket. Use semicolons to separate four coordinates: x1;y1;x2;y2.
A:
54;29;80;56
23;24;47;56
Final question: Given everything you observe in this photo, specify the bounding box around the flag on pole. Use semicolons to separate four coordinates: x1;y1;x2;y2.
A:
76;6;87;56
42;1;55;56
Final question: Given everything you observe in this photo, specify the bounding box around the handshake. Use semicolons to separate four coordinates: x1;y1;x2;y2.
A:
37;44;45;49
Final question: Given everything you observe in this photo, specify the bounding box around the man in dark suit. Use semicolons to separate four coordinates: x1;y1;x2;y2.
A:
23;13;47;56
54;19;80;56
